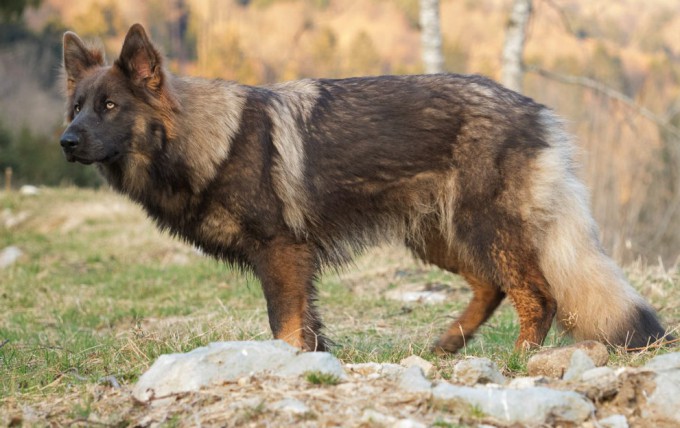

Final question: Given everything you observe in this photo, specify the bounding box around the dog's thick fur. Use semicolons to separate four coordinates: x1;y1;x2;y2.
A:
60;24;669;353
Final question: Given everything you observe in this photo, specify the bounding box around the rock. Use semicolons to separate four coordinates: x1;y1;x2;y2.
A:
644;352;680;371
563;349;596;381
132;341;346;402
0;246;23;269
393;419;427;428
277;350;345;378
640;365;680;424
19;185;39;196
386;290;447;304
598;414;629;428
346;362;404;379
270;398;310;414
400;355;434;377
361;409;395;425
432;383;594;426
453;357;505;385
527;341;608;378
398;366;432;393
577;366;618;400
507;376;549;389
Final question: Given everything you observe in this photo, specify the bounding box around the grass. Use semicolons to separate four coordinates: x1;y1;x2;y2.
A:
304;371;341;386
1;187;679;422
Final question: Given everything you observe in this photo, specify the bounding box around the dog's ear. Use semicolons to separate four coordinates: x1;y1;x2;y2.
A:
116;24;164;92
63;32;105;95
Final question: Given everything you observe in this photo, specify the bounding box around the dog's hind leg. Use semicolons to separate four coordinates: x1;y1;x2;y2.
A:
252;237;329;352
432;273;506;355
408;233;506;354
490;239;557;351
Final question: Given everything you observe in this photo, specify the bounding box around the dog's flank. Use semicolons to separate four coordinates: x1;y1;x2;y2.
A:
60;23;670;353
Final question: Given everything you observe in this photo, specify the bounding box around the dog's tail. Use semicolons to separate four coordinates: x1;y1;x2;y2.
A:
530;111;669;348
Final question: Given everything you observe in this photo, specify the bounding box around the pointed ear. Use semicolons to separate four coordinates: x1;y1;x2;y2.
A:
115;24;164;91
63;31;105;94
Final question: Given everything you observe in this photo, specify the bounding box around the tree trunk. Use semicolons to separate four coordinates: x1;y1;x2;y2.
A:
502;0;532;92
419;0;444;74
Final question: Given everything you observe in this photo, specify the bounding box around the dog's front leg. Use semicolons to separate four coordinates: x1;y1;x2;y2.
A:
252;237;328;351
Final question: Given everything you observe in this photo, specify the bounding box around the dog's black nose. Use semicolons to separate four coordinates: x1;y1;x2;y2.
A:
60;133;79;150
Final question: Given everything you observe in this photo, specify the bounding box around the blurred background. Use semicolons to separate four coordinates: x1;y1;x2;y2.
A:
0;0;679;263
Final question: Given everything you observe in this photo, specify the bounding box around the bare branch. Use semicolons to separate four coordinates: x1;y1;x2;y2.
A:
541;0;581;38
526;65;680;140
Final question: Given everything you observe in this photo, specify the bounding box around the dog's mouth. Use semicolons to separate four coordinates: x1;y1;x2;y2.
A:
64;151;121;165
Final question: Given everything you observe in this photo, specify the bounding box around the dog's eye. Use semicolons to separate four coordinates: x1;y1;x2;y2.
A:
74;104;80;113
105;101;116;110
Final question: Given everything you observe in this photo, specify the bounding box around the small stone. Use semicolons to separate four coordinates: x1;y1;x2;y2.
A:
19;185;39;195
400;355;434;377
393;418;426;428
563;349;596;381
577;366;618;400
398;366;432;393
527;341;608;378
507;376;549;389
346;362;404;379
386;290;447;304
0;246;23;269
598;414;629;428
270;398;310;414
346;362;382;376
453;357;505;385
361;409;395;425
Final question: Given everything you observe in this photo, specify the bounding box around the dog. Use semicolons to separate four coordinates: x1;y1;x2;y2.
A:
60;23;669;353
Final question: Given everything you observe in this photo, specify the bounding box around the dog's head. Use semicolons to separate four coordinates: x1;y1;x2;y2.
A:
60;24;177;165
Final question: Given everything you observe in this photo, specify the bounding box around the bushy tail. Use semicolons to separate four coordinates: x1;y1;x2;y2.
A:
531;111;668;348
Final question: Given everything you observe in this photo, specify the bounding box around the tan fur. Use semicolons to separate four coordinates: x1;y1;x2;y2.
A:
177;81;248;193
266;79;320;235
529;110;645;342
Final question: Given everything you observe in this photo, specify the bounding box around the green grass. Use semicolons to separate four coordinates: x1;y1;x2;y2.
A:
1;187;678;420
305;371;342;386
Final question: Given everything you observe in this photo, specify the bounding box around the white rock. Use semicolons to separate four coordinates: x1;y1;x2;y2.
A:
400;355;434;377
644;352;680;371
578;366;618;400
278;350;345;379
507;376;549;389
386;290;446;304
598;414;629;428
0;246;22;268
346;362;404;379
133;341;346;402
432;383;594;426
19;185;39;195
361;409;395;425
563;349;596;381
453;357;506;385
641;367;680;423
393;418;427;428
270;398;310;414
398;366;432;393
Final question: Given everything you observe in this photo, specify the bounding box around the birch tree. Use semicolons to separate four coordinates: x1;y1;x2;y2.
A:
501;0;532;92
419;0;444;74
